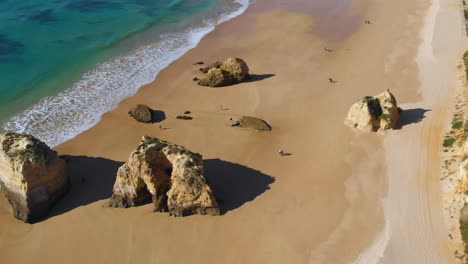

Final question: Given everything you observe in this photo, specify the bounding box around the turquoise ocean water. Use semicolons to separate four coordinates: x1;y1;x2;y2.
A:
0;0;249;146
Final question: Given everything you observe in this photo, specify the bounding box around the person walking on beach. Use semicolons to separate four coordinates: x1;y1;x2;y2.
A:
328;78;334;83
324;47;332;52
278;150;284;156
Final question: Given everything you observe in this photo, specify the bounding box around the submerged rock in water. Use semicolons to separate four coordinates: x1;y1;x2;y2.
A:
0;132;70;222
344;89;401;132
128;104;153;123
197;57;250;87
109;137;219;217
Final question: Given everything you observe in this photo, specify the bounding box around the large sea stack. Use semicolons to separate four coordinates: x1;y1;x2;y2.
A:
109;136;219;217
0;132;70;222
344;89;401;132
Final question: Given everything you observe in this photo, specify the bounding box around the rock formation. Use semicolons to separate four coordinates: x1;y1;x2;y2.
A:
109;137;219;216
0;132;69;222
128;104;153;123
220;57;250;82
344;89;401;132
230;116;272;132
197;57;250;87
197;68;235;87
199;61;221;73
460;203;468;250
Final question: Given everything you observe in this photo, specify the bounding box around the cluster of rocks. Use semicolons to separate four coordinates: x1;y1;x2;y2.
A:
109;136;219;216
0;132;70;223
344;89;401;132
196;57;250;87
0;133;220;222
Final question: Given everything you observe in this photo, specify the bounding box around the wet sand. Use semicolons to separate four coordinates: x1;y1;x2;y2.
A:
0;0;462;263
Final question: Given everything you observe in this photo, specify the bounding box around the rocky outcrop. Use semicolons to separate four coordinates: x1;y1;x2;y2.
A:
128;104;153;123
197;68;235;87
460;203;468;252
344;89;401;132
230;116;272;132
460;158;468;186
197;57;250;87
109;137;219;216
220;57;250;82
199;61;221;73
0;132;69;222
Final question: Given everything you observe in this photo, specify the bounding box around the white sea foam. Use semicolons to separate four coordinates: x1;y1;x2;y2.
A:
3;0;250;147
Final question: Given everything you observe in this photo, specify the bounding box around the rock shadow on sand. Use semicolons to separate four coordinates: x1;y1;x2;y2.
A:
151;109;166;123
203;159;274;215
396;108;431;129
246;73;276;83
48;155;123;219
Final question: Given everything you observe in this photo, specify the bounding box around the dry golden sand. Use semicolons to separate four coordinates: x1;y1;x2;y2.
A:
0;0;464;263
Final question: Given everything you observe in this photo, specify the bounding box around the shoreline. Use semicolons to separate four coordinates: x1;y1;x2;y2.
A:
0;0;461;263
1;0;250;148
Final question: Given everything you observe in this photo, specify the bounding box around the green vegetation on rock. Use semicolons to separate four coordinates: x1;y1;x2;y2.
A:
443;137;456;148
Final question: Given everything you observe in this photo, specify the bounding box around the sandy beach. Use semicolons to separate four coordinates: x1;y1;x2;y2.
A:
0;0;466;263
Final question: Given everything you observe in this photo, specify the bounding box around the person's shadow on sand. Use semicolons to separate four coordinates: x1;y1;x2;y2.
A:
48;155;123;218
396;108;431;129
203;159;274;215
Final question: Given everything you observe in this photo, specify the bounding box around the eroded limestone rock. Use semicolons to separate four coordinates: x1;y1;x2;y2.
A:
0;132;69;222
199;61;221;73
197;68;234;87
197;57;250;87
109;137;219;216
344;89;401;132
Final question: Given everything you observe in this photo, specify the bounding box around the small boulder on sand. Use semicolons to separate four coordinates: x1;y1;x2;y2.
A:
231;116;271;132
344;89;401;132
128;104;153;123
197;57;250;87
